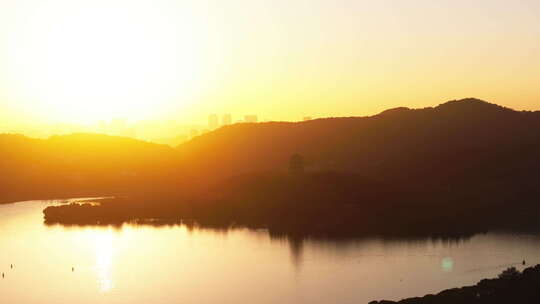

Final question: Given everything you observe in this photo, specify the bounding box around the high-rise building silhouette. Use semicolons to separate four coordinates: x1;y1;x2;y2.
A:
244;115;258;123
222;114;232;126
208;114;219;129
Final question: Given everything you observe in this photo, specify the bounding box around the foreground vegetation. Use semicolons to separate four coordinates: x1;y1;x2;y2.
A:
370;265;540;304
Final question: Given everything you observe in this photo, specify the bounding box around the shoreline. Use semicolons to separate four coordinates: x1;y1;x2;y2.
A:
0;193;114;205
370;265;540;304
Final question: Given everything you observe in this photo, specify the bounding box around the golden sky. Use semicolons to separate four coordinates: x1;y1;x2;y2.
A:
1;0;539;130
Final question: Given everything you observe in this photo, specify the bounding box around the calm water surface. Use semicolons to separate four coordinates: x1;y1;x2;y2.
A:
1;200;540;304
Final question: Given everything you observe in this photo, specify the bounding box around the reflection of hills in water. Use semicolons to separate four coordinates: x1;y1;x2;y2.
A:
44;218;474;269
44;215;477;241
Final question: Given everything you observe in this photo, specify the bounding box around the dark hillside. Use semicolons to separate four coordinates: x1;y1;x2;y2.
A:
0;133;185;203
178;98;540;186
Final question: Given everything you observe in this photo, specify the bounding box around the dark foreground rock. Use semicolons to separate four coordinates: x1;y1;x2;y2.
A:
370;265;540;304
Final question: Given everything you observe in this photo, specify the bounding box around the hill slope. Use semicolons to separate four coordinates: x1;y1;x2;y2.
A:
13;98;540;234
0;133;184;203
4;98;540;211
178;98;540;186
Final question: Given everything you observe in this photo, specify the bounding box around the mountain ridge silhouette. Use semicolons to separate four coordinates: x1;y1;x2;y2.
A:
2;98;540;207
176;98;540;183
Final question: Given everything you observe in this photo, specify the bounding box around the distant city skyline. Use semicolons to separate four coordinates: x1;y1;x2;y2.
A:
0;112;317;146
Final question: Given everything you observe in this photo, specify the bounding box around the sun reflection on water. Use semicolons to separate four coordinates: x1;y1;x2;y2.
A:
93;231;115;293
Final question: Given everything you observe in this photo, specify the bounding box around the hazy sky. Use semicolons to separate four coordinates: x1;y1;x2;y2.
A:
1;0;539;129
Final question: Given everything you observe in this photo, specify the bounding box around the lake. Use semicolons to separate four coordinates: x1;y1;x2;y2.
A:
1;199;539;304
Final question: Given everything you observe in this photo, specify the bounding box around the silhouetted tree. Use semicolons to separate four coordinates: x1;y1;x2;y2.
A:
498;267;520;279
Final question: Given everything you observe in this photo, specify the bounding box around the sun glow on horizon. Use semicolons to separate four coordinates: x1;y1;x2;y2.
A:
1;0;539;129
4;0;208;123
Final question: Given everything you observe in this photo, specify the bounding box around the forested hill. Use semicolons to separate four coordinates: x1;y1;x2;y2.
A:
178;98;540;186
3;98;540;205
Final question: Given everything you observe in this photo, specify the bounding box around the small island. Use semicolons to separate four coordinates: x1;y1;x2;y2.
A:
43;167;540;238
